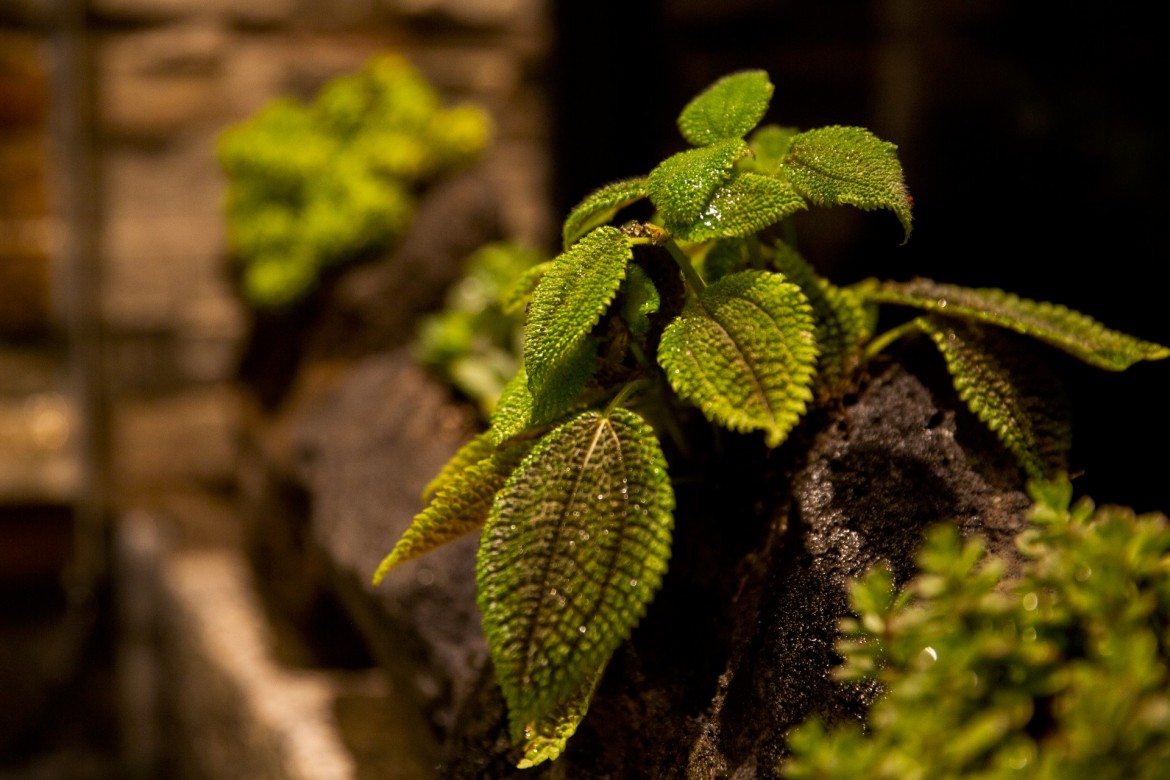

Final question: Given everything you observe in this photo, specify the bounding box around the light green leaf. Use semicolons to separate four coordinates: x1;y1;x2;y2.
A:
858;278;1170;370
658;270;819;447
647;139;750;230
783;125;913;242
477;408;675;738
525;226;632;409
916;316;1071;480
677;69;773;147
673;171;806;243
742;124;799;176
373;437;530;583
562;178;648;250
620;262;661;338
421;430;495;502
771;240;875;393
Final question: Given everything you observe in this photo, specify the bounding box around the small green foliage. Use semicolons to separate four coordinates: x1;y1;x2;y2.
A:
380;68;1168;766
218;53;492;308
781;477;1170;779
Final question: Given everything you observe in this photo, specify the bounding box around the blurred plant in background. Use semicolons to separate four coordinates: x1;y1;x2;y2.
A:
782;476;1170;780
217;52;492;308
413;240;543;419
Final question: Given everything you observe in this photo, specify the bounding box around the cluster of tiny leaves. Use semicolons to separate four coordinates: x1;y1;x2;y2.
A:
377;68;1170;768
218;53;491;307
781;477;1170;779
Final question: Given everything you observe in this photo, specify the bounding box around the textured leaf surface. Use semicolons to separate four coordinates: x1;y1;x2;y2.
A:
517;663;606;768
562;178;648;249
373;437;530;583
770;241;874;393
647;139;750;229
658;270;818;447
677;69;773;146
488;369;533;446
421;430;495;502
917;316;1071;479
477;409;675;736
674;171;806;242
525;226;631;408
860;278;1170;370
783;125;912;241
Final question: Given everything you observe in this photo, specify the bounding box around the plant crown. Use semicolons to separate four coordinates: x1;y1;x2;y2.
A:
374;69;1169;767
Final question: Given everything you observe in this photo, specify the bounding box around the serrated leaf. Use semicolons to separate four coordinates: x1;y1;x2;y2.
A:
859;278;1170;370
620;262;661;338
525;226;632;408
674;170;806;242
677;69;773;146
499;260;553;318
783;125;913;242
647;139;750;229
421;429;495;502
477;408;675;737
771;240;874;393
658;270;819;447
516;662;606;769
530;338;599;428
916;316;1072;479
562;178;648;249
373;437;531;583
742;124;799;176
488;368;533;446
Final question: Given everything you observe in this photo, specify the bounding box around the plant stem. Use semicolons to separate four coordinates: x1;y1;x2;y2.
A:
663;238;707;297
863;319;921;362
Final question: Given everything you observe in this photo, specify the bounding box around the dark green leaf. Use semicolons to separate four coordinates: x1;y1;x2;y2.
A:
677;69;773;146
771;240;874;394
783;125;913;242
916;316;1072;480
859;279;1170;370
658;270;819;447
477;408;674;737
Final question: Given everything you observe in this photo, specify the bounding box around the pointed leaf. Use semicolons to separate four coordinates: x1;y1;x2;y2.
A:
516;662;606;768
647;139;750;229
562;178;648;249
658;270;819;447
421;430;494;502
488;368;533;446
916;316;1072;479
373;438;531;583
525;226;632;406
677;69;773;146
859;278;1170;370
783;125;913;241
477;408;675;736
673;170;806;242
771;240;875;393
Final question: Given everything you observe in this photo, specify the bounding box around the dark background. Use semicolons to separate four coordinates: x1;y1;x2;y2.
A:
551;1;1169;514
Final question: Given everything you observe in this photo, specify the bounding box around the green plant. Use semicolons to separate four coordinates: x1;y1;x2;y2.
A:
780;477;1170;779
373;69;1168;766
218;53;492;308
